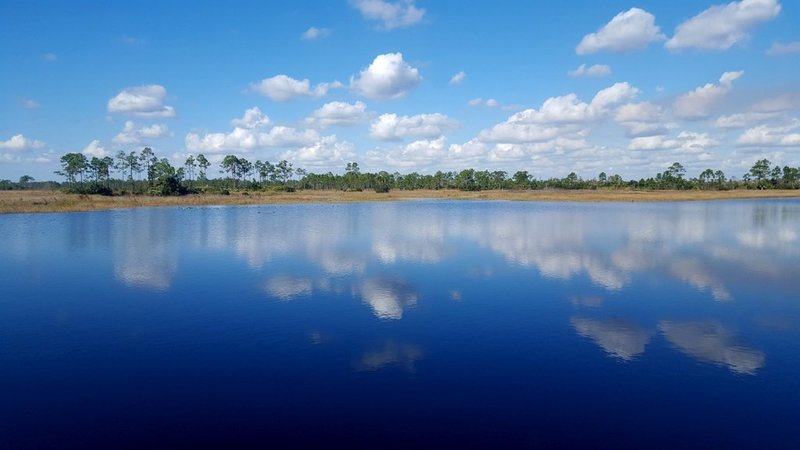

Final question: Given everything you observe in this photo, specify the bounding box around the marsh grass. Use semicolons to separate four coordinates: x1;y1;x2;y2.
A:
2;189;800;214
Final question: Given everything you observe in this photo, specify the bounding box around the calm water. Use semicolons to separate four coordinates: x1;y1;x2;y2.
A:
1;200;799;448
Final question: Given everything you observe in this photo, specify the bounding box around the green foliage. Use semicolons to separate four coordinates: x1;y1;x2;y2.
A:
63;182;113;196
56;152;89;183
29;150;800;198
147;158;187;196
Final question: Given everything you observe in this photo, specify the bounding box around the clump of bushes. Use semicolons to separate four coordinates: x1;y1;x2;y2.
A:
63;182;114;196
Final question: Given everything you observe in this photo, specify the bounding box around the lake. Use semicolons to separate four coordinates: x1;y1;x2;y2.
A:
1;199;799;449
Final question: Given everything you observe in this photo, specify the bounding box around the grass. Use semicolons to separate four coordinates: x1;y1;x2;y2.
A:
1;188;799;214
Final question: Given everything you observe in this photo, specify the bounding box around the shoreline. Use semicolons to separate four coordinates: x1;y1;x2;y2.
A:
1;189;799;214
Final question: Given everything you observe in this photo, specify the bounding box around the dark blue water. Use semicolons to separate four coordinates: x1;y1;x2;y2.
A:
1;200;799;449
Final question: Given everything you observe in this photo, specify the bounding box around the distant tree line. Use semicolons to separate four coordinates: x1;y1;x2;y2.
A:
2;148;799;195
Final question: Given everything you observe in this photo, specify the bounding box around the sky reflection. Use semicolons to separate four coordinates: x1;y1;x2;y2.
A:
1;199;797;376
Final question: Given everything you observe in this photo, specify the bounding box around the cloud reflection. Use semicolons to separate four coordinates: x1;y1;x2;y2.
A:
571;317;652;361
658;321;765;375
354;341;423;372
265;275;313;300
112;210;176;290
359;277;418;320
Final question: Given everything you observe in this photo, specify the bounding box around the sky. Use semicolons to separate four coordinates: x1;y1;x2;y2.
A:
1;0;799;181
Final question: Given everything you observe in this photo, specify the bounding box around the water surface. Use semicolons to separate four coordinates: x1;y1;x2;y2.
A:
1;200;799;448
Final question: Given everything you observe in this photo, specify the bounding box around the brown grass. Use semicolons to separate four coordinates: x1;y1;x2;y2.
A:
1;189;799;214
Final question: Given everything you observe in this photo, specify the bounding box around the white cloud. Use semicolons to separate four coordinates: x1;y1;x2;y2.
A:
0;134;46;151
113;121;172;144
476;83;639;150
186;126;321;154
42;52;57;62
486;82;639;130
365;136;496;169
230;107;271;129
468;98;499;108
350;52;422;99
185;108;326;154
737;120;800;146
449;71;466;84
304;101;369;128
281;135;357;168
81;140;108;158
629;131;719;152
302;26;332;40
107;85;176;118
614;102;672;137
751;93;800;112
350;0;425;30
369;113;459;141
714;111;780;128
673;71;743;119
250;75;342;101
666;0;781;51
767;41;800;55
615;102;664;123
568;63;611;77
592;82;641;110
576;8;665;54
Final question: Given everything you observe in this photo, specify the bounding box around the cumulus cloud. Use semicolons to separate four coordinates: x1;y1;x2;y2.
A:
304;101;370;128
349;0;425;30
369;113;459;141
737;120;800;146
185;108;328;153
568;63;611;77
673;71;743;120
767;41;800;55
107;85;176;118
480;82;639;144
113;121;172;144
449;71;466;84
350;52;422;99
666;0;781;51
81;140;108;158
366;136;490;169
614;102;669;137
301;26;332;40
576;8;665;54
230;107;271;129
629;131;719;152
250;75;343;101
186;126;320;154
281;135;357;168
0;134;45;151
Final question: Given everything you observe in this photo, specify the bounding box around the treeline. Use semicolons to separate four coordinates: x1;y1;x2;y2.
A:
2;148;800;194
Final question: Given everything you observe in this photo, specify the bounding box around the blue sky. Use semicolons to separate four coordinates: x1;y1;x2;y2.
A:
1;0;799;180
